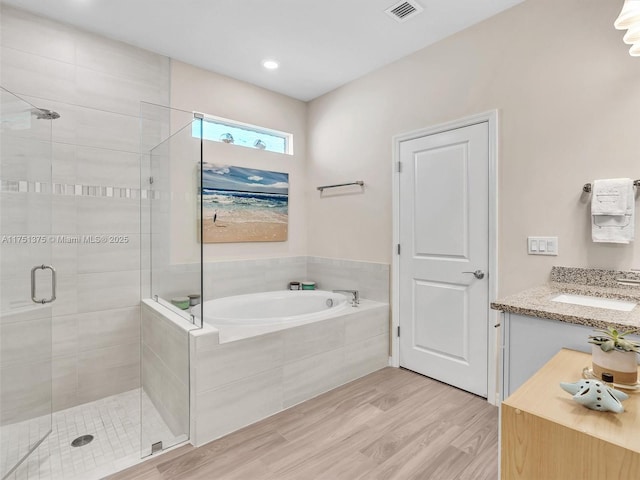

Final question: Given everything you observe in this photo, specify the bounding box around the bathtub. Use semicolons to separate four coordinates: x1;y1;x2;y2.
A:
143;292;390;447
194;290;350;324
191;290;353;342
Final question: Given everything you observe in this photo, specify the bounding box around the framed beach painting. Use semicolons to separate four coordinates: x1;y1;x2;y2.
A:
200;163;288;243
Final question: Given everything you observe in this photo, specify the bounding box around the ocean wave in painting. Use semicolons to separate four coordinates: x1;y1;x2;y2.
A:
202;189;288;223
200;165;289;232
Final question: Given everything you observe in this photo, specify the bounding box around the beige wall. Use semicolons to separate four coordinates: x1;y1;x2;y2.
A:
307;0;640;296
170;61;308;262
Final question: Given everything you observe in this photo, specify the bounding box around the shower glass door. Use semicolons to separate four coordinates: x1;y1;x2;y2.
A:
0;88;54;479
139;103;202;458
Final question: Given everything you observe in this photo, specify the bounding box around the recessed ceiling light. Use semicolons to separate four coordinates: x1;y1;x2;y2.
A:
263;60;279;70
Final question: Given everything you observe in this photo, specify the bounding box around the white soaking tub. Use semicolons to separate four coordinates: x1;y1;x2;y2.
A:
192;290;350;327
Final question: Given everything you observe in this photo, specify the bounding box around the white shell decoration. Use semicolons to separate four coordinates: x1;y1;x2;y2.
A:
560;379;629;413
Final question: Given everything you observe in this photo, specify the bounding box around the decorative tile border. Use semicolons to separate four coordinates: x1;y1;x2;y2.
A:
1;179;160;199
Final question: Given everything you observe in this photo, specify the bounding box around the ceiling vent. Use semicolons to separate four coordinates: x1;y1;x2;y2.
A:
385;0;424;23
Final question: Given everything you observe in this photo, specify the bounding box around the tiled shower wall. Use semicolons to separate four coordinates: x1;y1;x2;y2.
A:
0;5;170;410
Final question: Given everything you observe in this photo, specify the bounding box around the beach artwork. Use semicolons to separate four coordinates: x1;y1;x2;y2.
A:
201;163;288;243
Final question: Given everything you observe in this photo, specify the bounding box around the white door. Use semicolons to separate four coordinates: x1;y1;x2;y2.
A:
398;122;489;397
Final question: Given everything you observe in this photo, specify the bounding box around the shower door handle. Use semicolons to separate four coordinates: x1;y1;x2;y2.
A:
31;265;57;304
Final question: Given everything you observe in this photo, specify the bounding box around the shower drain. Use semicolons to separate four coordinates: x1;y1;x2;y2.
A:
71;435;94;447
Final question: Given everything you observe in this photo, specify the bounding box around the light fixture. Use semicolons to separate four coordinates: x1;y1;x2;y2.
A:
623;23;640;43
262;60;279;70
615;0;640;56
253;139;266;150
615;0;640;29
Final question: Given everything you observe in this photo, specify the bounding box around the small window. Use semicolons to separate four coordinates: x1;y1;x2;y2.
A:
192;115;292;155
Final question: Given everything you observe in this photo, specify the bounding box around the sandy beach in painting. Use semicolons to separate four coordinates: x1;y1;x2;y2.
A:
203;219;287;242
203;205;288;243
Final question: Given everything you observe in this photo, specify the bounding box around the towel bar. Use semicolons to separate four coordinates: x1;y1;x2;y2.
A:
317;181;365;192
583;180;640;193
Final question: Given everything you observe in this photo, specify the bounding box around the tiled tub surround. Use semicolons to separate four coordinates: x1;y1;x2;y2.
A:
306;256;390;303
141;301;192;450
144;296;389;448
153;256;390;307
1;5;171;411
143;257;390;445
491;266;640;331
191;299;389;446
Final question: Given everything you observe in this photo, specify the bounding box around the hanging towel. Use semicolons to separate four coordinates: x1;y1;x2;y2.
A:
591;178;632;215
592;178;635;244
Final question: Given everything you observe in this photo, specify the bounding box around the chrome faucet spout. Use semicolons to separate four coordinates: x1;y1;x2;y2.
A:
332;289;359;307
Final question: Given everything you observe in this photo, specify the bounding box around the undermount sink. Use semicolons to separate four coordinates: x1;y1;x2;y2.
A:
551;293;637;312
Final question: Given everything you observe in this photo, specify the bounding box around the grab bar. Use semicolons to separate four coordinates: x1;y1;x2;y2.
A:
317;181;364;192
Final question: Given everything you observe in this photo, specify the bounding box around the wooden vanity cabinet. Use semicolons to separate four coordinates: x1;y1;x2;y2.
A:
501;349;640;480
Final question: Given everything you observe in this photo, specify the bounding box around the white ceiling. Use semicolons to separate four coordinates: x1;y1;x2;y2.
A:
3;0;524;101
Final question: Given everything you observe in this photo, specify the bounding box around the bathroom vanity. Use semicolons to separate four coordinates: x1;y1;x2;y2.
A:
501;349;640;479
501;313;598;397
492;266;640;399
495;267;640;478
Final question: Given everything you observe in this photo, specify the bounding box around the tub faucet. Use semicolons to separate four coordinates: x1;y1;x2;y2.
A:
333;289;359;307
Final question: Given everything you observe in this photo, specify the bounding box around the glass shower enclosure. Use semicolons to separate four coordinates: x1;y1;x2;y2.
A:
1;93;208;477
139;103;204;457
0;87;54;479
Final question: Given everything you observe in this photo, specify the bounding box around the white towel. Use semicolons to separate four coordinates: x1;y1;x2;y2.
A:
591;178;635;244
591;178;632;216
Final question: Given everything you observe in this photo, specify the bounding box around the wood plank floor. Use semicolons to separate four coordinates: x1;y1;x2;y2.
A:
105;367;498;480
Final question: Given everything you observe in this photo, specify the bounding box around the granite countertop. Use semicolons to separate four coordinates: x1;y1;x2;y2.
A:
491;267;640;331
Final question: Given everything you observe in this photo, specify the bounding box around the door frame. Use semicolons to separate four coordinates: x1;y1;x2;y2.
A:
391;110;499;405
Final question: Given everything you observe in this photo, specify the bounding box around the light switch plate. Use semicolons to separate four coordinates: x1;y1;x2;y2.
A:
528;236;559;256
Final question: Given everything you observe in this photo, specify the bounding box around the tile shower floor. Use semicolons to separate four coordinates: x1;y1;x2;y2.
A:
3;389;186;480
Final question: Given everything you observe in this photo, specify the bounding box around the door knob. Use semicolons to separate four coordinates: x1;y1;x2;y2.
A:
463;270;485;280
